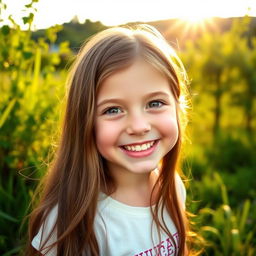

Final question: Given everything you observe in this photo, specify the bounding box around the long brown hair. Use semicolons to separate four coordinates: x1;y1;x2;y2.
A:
26;24;195;256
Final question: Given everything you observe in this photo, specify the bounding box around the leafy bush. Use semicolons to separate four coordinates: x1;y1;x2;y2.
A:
0;1;71;254
205;133;255;173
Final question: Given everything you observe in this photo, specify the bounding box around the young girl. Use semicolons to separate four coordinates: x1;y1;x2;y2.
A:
26;24;194;256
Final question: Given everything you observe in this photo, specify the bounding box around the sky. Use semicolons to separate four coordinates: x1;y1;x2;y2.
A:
2;0;256;30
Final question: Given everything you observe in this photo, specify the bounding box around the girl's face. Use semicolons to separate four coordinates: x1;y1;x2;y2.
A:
95;59;178;177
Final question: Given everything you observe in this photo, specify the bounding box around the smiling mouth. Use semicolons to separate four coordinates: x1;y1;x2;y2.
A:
120;140;158;152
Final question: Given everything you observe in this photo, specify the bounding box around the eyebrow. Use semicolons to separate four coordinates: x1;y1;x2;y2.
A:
97;91;170;108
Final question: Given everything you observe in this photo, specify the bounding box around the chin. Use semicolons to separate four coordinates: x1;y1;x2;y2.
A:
128;163;159;174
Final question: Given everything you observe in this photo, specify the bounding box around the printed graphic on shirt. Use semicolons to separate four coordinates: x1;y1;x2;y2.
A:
134;232;179;256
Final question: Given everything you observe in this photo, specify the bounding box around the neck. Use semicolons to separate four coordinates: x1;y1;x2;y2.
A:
109;169;159;207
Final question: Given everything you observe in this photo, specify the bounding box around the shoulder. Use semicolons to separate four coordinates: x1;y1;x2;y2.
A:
175;172;186;208
31;205;58;255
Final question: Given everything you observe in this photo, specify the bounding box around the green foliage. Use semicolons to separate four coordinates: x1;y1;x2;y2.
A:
205;133;255;173
32;18;107;51
0;1;69;254
183;130;255;205
185;131;256;254
199;173;255;256
182;16;256;134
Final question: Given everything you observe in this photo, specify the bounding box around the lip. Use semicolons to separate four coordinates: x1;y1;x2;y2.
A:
119;139;159;158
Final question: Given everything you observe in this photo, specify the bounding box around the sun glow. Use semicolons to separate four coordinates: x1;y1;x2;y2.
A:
179;15;214;32
159;1;220;39
179;14;209;24
2;0;255;30
163;15;215;42
174;1;217;29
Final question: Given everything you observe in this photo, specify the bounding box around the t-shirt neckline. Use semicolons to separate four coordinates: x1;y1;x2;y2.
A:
99;192;156;216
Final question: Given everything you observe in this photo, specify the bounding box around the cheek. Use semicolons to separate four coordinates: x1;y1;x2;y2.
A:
95;120;121;155
155;114;179;142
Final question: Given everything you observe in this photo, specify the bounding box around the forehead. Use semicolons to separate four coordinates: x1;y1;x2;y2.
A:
96;59;172;100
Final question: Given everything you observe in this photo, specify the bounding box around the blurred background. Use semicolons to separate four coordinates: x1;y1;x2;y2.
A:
0;0;256;255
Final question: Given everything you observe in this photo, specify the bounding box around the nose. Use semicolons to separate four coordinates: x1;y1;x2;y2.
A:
126;113;151;136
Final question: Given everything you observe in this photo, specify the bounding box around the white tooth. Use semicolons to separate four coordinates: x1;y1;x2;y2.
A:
135;145;141;151
124;141;156;152
141;144;147;150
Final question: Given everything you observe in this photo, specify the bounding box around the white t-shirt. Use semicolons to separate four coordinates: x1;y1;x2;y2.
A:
32;173;186;256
